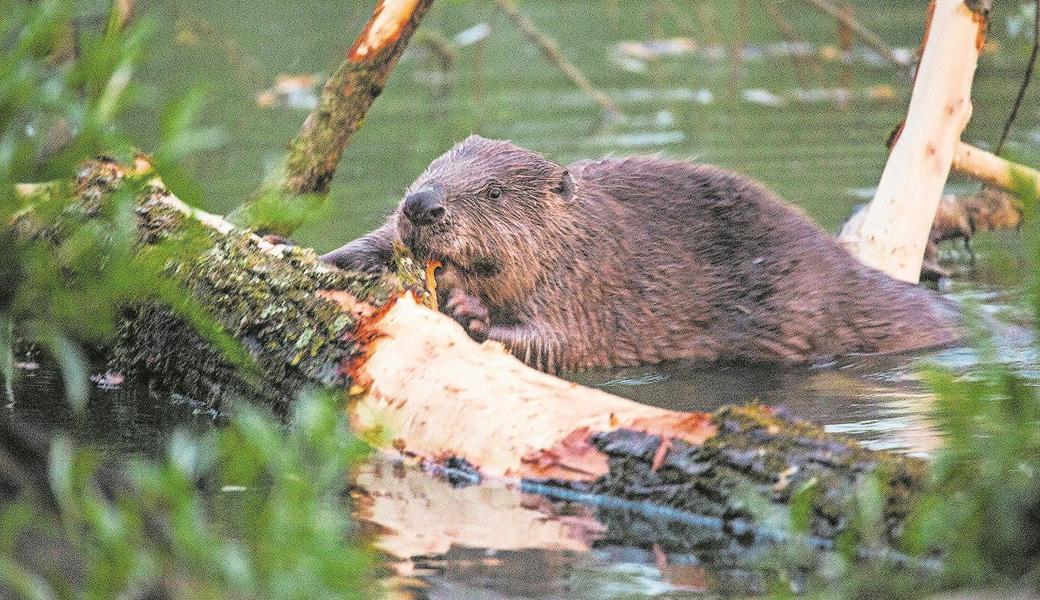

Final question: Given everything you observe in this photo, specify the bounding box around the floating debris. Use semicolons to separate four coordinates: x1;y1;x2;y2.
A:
611;38;913;71
589;130;686;149
453;22;490;47
615;38;699;61
742;88;786;107
614;87;713;105
256;74;321;110
743;85;898;107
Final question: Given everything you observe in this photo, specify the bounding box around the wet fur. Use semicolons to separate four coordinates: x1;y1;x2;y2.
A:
322;136;960;373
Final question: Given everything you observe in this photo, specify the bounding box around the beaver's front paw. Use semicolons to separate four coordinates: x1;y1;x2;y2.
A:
319;244;389;276
445;288;490;342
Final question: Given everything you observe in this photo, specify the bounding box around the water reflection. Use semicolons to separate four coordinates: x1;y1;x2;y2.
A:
16;0;1040;595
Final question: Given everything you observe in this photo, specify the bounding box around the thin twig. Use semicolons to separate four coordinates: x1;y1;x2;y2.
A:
763;0;825;88
837;2;854;107
658;0;701;40
494;0;621;116
729;0;749;98
996;0;1040;154
796;0;909;68
695;2;723;46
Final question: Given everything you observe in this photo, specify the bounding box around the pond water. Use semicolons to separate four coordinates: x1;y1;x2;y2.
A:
13;0;1040;597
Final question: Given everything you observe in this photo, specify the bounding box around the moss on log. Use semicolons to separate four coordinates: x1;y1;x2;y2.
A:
567;404;925;556
30;159;417;414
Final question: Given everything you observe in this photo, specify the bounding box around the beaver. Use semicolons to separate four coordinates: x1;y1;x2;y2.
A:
322;135;960;373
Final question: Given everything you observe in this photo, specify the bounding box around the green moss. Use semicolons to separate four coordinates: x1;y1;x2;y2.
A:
585;403;927;559
49;160;421;414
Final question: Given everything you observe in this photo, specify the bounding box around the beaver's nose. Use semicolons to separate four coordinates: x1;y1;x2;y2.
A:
402;187;445;225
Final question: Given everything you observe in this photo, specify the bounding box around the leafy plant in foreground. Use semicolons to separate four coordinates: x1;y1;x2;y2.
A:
2;391;374;599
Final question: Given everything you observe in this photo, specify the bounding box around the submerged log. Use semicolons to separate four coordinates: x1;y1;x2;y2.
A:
841;187;1022;280
15;160;934;556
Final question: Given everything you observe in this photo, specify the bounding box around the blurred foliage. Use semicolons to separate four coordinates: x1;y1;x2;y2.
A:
762;176;1040;599
1;390;374;599
0;0;229;404
0;1;373;597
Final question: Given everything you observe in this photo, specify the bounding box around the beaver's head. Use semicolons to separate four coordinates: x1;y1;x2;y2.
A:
395;135;575;295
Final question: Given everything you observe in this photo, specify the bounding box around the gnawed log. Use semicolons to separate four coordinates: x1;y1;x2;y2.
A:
839;0;987;283
16;160;933;556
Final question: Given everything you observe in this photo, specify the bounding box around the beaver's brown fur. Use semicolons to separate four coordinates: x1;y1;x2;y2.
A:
322;135;960;373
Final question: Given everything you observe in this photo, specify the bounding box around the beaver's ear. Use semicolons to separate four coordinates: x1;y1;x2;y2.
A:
553;169;575;201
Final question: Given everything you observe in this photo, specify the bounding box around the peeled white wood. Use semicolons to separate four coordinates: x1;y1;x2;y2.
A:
839;0;983;282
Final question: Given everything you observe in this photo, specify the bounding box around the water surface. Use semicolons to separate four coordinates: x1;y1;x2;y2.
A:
14;0;1040;596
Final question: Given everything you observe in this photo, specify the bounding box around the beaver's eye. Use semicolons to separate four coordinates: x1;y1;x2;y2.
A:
488;185;502;200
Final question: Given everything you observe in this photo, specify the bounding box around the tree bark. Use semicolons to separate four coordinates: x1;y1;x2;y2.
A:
839;0;986;283
239;0;434;234
282;0;434;197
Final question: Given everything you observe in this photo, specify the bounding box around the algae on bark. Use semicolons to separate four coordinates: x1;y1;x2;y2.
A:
25;159;416;415
564;404;926;557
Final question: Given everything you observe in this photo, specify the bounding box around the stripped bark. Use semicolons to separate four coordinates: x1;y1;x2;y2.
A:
839;0;985;283
278;0;435;199
953;141;1040;197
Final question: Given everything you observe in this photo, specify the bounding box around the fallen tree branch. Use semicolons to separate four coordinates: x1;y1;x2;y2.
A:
233;0;435;236
281;0;435;197
953;141;1040;197
17;161;935;558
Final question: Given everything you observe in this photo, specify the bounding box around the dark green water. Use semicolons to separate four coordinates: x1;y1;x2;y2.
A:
13;0;1040;596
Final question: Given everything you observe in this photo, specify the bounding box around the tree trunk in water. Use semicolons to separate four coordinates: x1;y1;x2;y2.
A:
839;0;986;283
18;161;932;553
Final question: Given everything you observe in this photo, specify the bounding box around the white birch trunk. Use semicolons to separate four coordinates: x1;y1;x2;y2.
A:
839;0;984;282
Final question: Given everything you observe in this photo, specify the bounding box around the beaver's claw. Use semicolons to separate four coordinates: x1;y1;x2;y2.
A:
445;288;490;342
